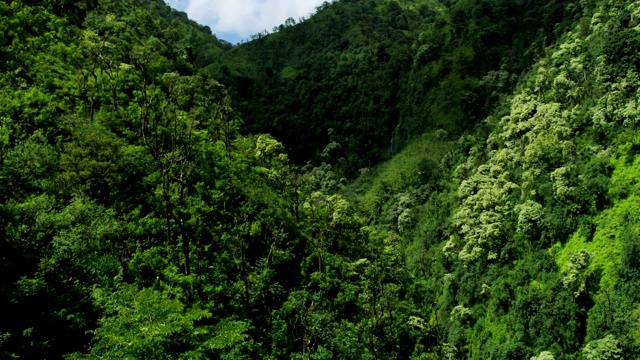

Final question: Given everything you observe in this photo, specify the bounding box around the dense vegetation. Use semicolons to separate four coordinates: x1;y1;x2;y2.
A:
208;0;584;174
1;0;640;359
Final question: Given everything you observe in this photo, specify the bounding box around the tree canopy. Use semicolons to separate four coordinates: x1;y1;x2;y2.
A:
1;0;640;359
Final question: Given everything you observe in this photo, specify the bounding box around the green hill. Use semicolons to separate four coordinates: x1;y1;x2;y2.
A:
208;0;579;176
1;0;640;359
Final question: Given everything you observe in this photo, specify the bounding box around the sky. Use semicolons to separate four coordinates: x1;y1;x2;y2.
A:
165;0;327;44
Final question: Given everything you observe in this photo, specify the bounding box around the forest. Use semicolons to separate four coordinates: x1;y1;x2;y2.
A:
1;0;640;358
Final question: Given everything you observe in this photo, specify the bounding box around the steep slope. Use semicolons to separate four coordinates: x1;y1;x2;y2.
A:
209;0;582;176
347;0;640;357
2;0;640;359
0;0;286;357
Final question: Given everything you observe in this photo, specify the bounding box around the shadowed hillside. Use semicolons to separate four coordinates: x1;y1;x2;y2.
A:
209;0;584;176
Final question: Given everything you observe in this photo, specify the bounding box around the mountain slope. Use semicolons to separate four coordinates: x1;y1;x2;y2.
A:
2;0;640;359
209;0;583;176
0;0;277;357
347;0;640;357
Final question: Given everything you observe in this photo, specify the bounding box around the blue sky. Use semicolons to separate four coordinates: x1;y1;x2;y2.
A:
165;0;327;44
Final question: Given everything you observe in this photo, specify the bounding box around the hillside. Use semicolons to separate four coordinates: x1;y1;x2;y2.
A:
1;0;640;359
208;0;580;175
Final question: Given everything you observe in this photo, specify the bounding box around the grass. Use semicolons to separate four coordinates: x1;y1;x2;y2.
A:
555;149;640;293
343;131;455;216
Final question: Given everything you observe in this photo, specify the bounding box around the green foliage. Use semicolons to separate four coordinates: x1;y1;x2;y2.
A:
344;131;454;215
72;285;212;359
4;0;640;359
209;0;580;176
530;351;556;360
562;249;594;298
582;335;622;360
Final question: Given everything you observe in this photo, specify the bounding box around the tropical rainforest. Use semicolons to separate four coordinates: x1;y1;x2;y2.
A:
1;0;640;358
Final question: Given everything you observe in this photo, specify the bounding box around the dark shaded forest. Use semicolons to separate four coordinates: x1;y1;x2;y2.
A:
1;0;640;359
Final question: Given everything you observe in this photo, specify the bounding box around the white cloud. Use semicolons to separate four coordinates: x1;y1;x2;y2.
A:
166;0;327;43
